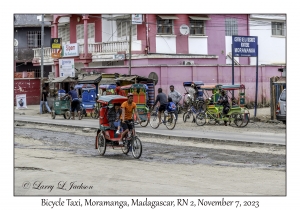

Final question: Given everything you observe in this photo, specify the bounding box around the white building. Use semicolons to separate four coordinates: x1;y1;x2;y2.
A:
249;14;286;65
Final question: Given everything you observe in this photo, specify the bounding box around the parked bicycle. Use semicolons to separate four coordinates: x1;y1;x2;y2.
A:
149;107;177;130
182;103;206;126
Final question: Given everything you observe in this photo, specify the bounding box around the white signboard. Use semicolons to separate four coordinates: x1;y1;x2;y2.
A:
59;59;75;77
16;94;27;109
62;43;79;57
132;14;143;24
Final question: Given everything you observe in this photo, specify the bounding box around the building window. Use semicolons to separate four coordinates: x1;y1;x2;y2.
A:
157;19;173;35
27;31;41;48
225;18;238;36
76;23;95;40
272;22;284;36
190;20;205;35
116;20;137;38
58;25;70;43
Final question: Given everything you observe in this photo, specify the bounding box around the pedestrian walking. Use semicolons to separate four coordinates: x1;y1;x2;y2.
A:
168;85;182;120
40;87;51;114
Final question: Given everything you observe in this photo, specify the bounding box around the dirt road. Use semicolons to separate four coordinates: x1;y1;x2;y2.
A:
14;123;285;196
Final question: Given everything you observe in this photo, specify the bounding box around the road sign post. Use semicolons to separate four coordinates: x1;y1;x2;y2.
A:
232;35;258;117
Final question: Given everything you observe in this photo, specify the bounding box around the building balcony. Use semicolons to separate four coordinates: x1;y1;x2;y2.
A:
14;47;35;62
32;41;129;65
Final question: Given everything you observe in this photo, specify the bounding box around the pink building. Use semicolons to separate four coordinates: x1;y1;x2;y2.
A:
32;14;285;105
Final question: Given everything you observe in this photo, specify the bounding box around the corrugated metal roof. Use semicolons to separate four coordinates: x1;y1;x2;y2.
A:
46;77;76;83
77;74;102;84
100;78;116;85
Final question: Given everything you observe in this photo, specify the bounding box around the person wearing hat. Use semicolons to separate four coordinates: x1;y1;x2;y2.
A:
218;89;231;126
120;93;141;140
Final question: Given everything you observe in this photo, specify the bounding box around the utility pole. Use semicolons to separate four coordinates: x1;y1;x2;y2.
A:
128;15;132;75
40;14;44;101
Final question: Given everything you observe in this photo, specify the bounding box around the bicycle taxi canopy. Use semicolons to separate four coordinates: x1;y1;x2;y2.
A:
183;81;204;87
97;95;127;106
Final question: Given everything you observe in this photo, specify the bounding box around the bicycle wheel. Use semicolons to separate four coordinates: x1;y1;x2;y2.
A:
140;115;149;127
150;110;160;129
207;112;217;125
183;111;194;123
165;113;176;130
132;137;142;159
195;112;206;126
97;133;106;156
236;111;250;127
121;140;130;155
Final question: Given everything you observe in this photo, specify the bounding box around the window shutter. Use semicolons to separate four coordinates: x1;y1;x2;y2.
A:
88;23;95;38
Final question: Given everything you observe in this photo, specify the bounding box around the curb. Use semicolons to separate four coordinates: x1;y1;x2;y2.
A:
15;120;285;147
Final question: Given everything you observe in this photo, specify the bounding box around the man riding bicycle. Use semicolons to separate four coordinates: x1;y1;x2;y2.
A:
152;88;168;125
120;93;141;140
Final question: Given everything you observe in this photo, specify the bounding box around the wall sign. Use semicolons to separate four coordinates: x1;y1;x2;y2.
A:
232;36;258;57
62;43;79;57
16;94;27;109
59;59;75;77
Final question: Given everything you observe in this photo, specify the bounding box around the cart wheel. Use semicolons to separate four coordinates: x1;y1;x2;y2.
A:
121;140;130;155
165;113;176;130
132;137;142;159
97;133;106;156
195;112;206;126
65;111;71;119
149;109;160;129
51;110;55;119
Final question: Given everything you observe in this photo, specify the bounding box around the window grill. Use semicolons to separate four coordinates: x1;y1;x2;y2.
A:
225;18;238;36
272;22;284;36
27;69;40;78
190;20;205;35
157;19;173;34
27;31;41;48
58;25;70;43
116;20;137;38
76;23;95;40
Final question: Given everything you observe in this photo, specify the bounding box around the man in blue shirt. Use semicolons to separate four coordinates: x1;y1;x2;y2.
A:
65;86;81;120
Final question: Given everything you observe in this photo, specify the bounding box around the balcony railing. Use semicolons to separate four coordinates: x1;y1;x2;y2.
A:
32;41;129;60
14;47;34;61
79;41;129;54
32;47;60;59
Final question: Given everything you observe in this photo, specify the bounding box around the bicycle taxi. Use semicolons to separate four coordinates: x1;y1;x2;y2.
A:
199;84;250;127
95;95;142;159
182;81;205;111
219;84;250;127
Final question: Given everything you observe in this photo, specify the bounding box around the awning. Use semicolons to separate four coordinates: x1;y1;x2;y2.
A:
77;74;102;84
158;15;179;20
115;75;138;81
189;15;211;20
46;76;76;83
99;78;116;85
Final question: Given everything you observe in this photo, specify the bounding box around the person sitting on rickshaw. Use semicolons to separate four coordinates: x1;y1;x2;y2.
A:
166;97;177;117
218;89;231;126
120;93;141;140
107;103;122;134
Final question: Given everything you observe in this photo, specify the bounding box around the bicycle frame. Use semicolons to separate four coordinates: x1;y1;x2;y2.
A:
150;107;177;130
